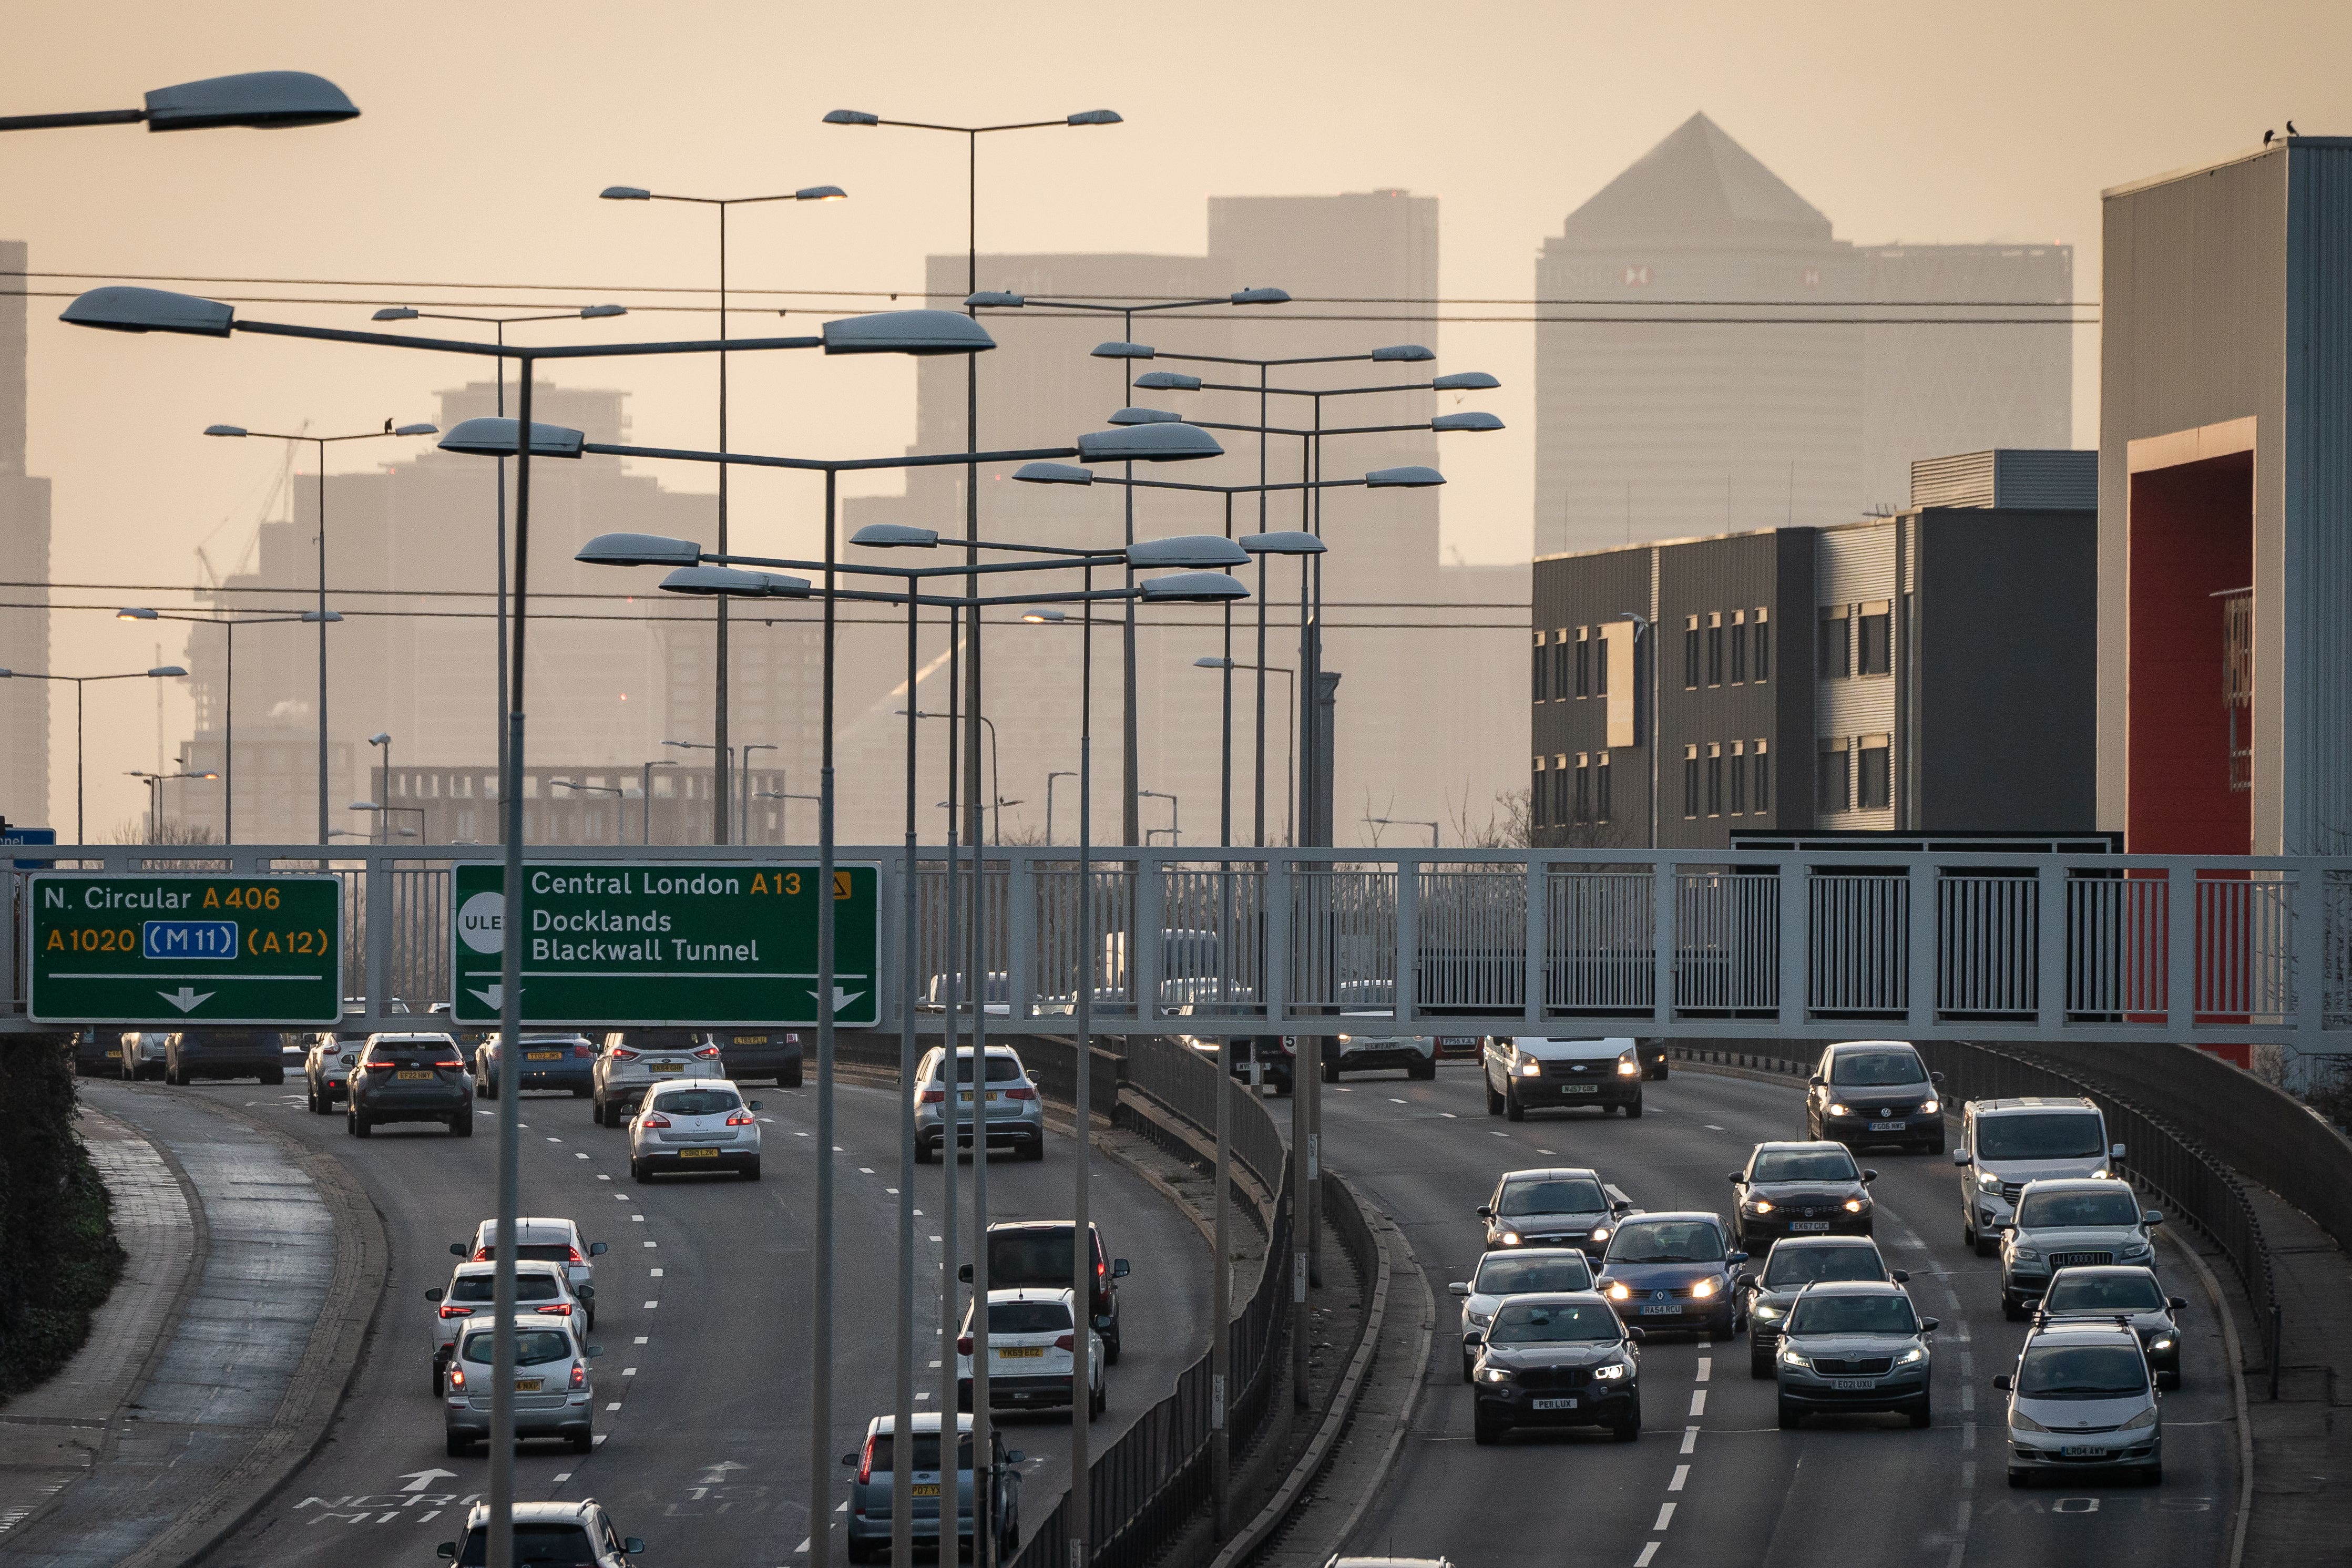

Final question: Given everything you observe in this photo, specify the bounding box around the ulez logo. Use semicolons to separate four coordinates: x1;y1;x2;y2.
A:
458;891;505;954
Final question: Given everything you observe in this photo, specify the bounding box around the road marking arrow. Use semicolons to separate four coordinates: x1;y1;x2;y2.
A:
398;1469;458;1492
468;983;503;1010
159;986;214;1013
698;1460;749;1479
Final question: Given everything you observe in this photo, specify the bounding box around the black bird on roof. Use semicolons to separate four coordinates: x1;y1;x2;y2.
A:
2264;129;2276;146
2287;120;2299;135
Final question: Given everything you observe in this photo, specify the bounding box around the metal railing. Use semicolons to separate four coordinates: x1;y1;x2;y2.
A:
9;843;2352;1050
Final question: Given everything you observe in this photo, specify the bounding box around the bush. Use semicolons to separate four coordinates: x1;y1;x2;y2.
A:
0;1039;127;1402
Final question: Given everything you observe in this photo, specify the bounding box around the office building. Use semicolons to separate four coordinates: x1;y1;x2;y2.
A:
0;239;53;831
357;764;789;846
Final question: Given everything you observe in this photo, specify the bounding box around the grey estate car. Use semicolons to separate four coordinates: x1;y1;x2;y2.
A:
842;1413;1021;1565
1998;1178;2162;1318
914;1046;1045;1162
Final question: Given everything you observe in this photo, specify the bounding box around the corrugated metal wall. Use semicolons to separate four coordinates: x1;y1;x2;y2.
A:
2284;145;2352;853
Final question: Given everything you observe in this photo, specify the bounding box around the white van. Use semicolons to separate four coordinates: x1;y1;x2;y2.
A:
1954;1096;2125;1255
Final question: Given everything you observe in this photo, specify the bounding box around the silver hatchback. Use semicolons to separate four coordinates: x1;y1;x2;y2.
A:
914;1046;1045;1163
594;1028;724;1126
627;1078;763;1182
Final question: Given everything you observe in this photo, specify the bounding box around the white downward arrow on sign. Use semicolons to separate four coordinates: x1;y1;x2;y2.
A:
159;986;214;1013
468;983;503;1011
398;1468;458;1491
822;987;865;1013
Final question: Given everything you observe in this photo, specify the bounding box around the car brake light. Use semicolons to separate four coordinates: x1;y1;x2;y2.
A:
567;1245;585;1263
433;1059;465;1071
856;1438;875;1485
957;1335;973;1356
612;1046;640;1060
726;1112;756;1127
364;1060;398;1072
570;1363;587;1390
921;1090;945;1104
1054;1334;1074;1351
694;1044;721;1058
447;1364;467;1390
1005;1087;1037;1101
439;1303;474;1319
641;1113;671;1129
574;1043;594;1058
544;1301;571;1315
472;1247;490;1261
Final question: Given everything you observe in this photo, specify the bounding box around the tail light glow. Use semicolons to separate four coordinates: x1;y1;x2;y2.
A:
1005;1087;1037;1101
1054;1334;1075;1351
432;1058;465;1070
570;1362;587;1390
725;1111;756;1127
611;1047;641;1060
693;1044;721;1059
567;1245;585;1263
439;1303;474;1319
856;1438;875;1484
641;1113;671;1129
447;1364;467;1390
921;1090;945;1104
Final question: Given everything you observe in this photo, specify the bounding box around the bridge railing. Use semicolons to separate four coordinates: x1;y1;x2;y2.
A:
6;844;2348;1050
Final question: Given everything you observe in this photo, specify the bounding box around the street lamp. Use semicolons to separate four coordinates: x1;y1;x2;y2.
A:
1366;815;1440;847
0;665;186;842
553;778;624;844
1193;657;1297;847
897;710;1009;843
126;770;215;841
202;419;438;844
750;787;821;844
738;743;779;843
0;71;357;134
116;606;333;844
1044;769;1077;847
661;739;732;837
64;281;994;1568
1138;788;1179;846
599;183;844;842
367;733;394;839
348;801;425;838
368;304;629;794
638;759;678;845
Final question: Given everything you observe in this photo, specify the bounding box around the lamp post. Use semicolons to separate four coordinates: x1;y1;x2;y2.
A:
1193;657;1297;847
1138;788;1179;846
1043;768;1077;846
64;281;995;1568
638;759;678;845
553;778;624;843
750;788;821;844
899;710;1008;843
0;71;357;134
126;770;214;841
738;744;779;843
202;420;438;844
368;305;628;799
1366;815;1440;847
348;801;425;839
0;665;186;843
599;184;845;842
367;732;393;840
660;740;731;839
115;607;331;844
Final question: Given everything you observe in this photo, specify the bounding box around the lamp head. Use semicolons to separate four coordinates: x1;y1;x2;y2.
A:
1091;341;1154;360
437;417;587;458
394;423;438;437
658;566;780;598
299;610;343;622
576;533;703;568
1365;465;1446;488
599;186;652;200
1128;534;1250;570
966;291;1025;309
372;308;420;322
1139;572;1249;604
1014;463;1092;486
579;304;628;319
794;185;847;202
822;109;880;126
143;71;359;132
1076;423;1224;464
1107;407;1182;426
1133;371;1201;392
147;666;188;678
369;732;391;746
1066;109;1123;126
822;310;996;356
1193;655;1235;669
1431;371;1500;391
850;523;940;548
1022;609;1067;624
1230;288;1290;305
1239;530;1326;557
1371;344;1436;362
348;802;383;813
202;424;248;437
116;607;158;621
1433;412;1505;432
64;286;234;337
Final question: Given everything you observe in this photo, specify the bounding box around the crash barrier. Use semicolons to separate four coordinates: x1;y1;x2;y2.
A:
1670;1038;2281;1370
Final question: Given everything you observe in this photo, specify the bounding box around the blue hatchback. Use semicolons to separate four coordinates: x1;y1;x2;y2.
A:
1595;1210;1749;1341
475;1033;596;1099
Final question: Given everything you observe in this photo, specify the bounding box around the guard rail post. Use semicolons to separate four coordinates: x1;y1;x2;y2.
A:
1907;855;1936;1033
1008;847;1038;1022
2293;860;2325;1049
1522;855;1546;1027
2037;861;2067;1034
1652;859;1675;1030
1394;854;1419;1033
365;855;391;1019
2167;864;2196;1031
1264;857;1292;1043
1778;858;1807;1031
1136;857;1165;1033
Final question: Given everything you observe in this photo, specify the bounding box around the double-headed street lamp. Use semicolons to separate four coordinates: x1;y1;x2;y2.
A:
750;788;821;844
202;419;438;844
127;769;214;841
0;71;357;134
898;710;1008;843
600;183;845;842
63;280;998;1568
348;800;423;839
115;606;335;844
0;664;186;843
552;778;624;842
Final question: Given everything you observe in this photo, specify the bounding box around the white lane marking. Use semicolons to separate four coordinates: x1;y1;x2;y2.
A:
623;1368;637;1376
1962;1383;1975;1411
929;1360;943;1369
644;1300;659;1309
1962;1421;1976;1450
887;1188;900;1194
929;1235;943;1243
1634;1546;1659;1568
547;1137;563;1143
635;1336;649;1345
1488;1131;1511;1139
1681;1426;1699;1454
615;1194;630;1202
1668;1464;1689;1491
606;1402;622;1411
1688;1390;1706;1416
592;1434;606;1446
758;1116;775;1123
796;1540;810;1554
1696;1357;1711;1382
631;1213;644;1222
796;1131;810;1137
575;1153;589;1161
1704;1124;1725;1131
645;1241;657;1248
552;1473;571;1483
1652;1502;1676;1530
650;1268;664;1278
1389;1098;1408;1104
1336;1087;1352;1092
1537;1149;1556;1156
598;1174;612;1182
860;1167;875;1174
834;1145;845;1152
915;1392;930;1401
835;1502;847;1513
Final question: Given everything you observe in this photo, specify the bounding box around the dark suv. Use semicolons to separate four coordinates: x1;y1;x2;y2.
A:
167;1028;288;1085
715;1029;804;1088
349;1032;474;1137
960;1221;1131;1364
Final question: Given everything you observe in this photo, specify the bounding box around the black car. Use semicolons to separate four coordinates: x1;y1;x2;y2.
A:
347;1032;473;1137
960;1221;1131;1364
1739;1234;1906;1377
1182;1032;1295;1095
1805;1040;1946;1153
715;1029;804;1088
167;1027;287;1085
68;1027;115;1077
2033;1264;2189;1388
1479;1167;1635;1258
1470;1292;1643;1444
1730;1141;1877;1251
1637;1039;1670;1080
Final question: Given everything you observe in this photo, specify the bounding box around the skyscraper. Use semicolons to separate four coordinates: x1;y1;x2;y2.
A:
0;239;54;830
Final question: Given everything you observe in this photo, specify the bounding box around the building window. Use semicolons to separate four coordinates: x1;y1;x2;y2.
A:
1683;744;1701;819
1817;740;1850;814
1553;631;1571;701
1684;616;1701;689
1706;613;1724;686
1594;633;1609;697
1705;743;1723;816
1754;740;1771;815
1595;752;1613;823
1574;628;1590;699
1857;735;1891;809
1818;607;1850;679
1553;759;1570;825
1574;753;1591;822
1531;632;1547;702
1729;611;1747;684
1531;757;1548;825
1755;609;1772;683
1729;740;1747;814
1857;601;1891;676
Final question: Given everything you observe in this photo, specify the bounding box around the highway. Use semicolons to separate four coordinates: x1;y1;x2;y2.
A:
174;1069;1209;1568
1326;1061;2236;1568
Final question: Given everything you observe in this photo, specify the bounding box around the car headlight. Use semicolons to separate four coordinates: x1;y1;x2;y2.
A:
1692;1277;1718;1299
1336;1034;1354;1045
2090;1169;2112;1179
1466;1309;1493;1328
2150;1337;2174;1351
2011;1247;2039;1263
1589;1226;1612;1244
1592;1361;1630;1381
1617;1057;1640;1077
1476;1365;1514;1383
1748;1198;1775;1214
1843;1198;1866;1213
1500;1231;1522;1246
1750;1302;1784;1321
1517;1060;1541;1077
1897;1345;1926;1364
2121;1406;2158;1431
1920;1098;1940;1114
1606;1282;1631;1301
1827;1102;1851;1117
2122;1241;2153;1259
1778;1346;1808;1368
1976;1172;2004;1193
2011;1408;2050;1433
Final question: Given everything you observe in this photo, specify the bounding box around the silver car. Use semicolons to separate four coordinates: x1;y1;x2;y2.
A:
914;1046;1045;1162
1955;1096;2124;1255
424;1259;582;1392
593;1028;724;1126
456;1217;607;1306
1447;1247;1594;1380
1995;1318;2162;1485
442;1313;598;1456
1328;1012;1436;1082
627;1078;763;1182
1998;1178;2161;1319
1773;1279;1937;1428
304;1031;366;1113
842;1413;1020;1565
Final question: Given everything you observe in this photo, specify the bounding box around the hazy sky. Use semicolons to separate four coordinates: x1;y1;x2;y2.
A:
9;0;2349;834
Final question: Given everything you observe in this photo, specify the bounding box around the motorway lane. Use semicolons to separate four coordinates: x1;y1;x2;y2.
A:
1323;1061;2234;1568
156;1071;1206;1568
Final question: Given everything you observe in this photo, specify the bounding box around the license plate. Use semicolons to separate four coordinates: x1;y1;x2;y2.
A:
734;1036;768;1046
912;1484;940;1498
515;1378;543;1392
1791;1221;1832;1231
1001;1346;1044;1359
1638;1304;1684;1316
1531;1397;1578;1410
1561;1084;1599;1095
651;1063;686;1074
678;1148;719;1159
1832;1378;1874;1391
105;1050;120;1058
1868;1121;1905;1131
396;1070;434;1081
527;1052;562;1061
2060;1444;2105;1458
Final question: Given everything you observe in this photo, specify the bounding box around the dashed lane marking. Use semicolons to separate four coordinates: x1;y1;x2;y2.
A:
1704;1124;1726;1131
1488;1131;1510;1139
634;1336;649;1345
1439;1112;1457;1119
1634;1544;1659;1567
1389;1098;1408;1104
1652;1502;1675;1530
1696;1357;1710;1381
644;1300;659;1309
1668;1464;1689;1491
606;1402;622;1411
650;1268;664;1277
1681;1426;1699;1454
1688;1390;1706;1416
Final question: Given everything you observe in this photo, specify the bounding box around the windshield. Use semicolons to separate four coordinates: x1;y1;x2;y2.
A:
990;1231;1086;1286
2043;1273;2166;1313
870;1434;974;1473
1785;1294;1918;1336
460;1329;572;1367
1474;1255;1593;1295
650;1088;742;1116
2017;1344;2149;1399
1976;1112;2106;1162
1751;1149;1860;1183
937;1054;1023;1084
459;1525;597;1567
451;1274;563;1305
1762;1246;1885;1289
2015;1190;2142;1229
1486;1301;1621;1344
1829;1049;1926;1087
1607;1221;1725;1265
1498;1178;1607;1217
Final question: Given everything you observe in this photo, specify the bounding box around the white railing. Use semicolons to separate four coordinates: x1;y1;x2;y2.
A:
7;843;2351;1050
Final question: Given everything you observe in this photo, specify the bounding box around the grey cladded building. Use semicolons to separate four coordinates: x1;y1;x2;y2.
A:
1529;449;2098;848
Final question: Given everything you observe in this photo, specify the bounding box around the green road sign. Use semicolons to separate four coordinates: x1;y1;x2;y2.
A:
449;861;880;1028
27;873;343;1026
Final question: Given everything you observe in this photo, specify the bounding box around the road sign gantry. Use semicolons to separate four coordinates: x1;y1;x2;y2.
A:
28;872;343;1024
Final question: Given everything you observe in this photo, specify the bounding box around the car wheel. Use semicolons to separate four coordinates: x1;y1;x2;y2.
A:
352;1112;372;1138
1961;1217;1977;1249
1975;1233;1998;1259
305;1085;320;1114
264;1065;285;1086
571;1431;594;1455
572;1085;592;1099
2001;1298;2024;1322
1411;1059;1436;1081
1105;1331;1121;1367
743;1159;762;1182
451;1110;473;1137
1463;1352;1477;1383
1090;1380;1106;1418
2140;1461;2162;1486
2160;1368;2181;1391
479;1075;497;1100
446;1434;472;1458
1611;1398;1641;1442
785;1061;805;1090
1484;1078;1504;1115
915;1139;934;1165
1625;1097;1644;1119
1025;1136;1046;1162
1926;1134;1946;1156
1907;1394;1932;1428
431;1363;445;1397
163;1061;179;1086
1652;1059;1670;1081
1471;1412;1503;1446
631;1159;648;1183
1751;1350;1774;1379
1777;1397;1801;1430
1504;1085;1525;1122
847;1541;877;1565
2007;1468;2029;1489
1321;1058;1339;1084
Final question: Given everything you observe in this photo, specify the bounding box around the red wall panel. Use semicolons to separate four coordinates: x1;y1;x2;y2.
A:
2127;453;2253;853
